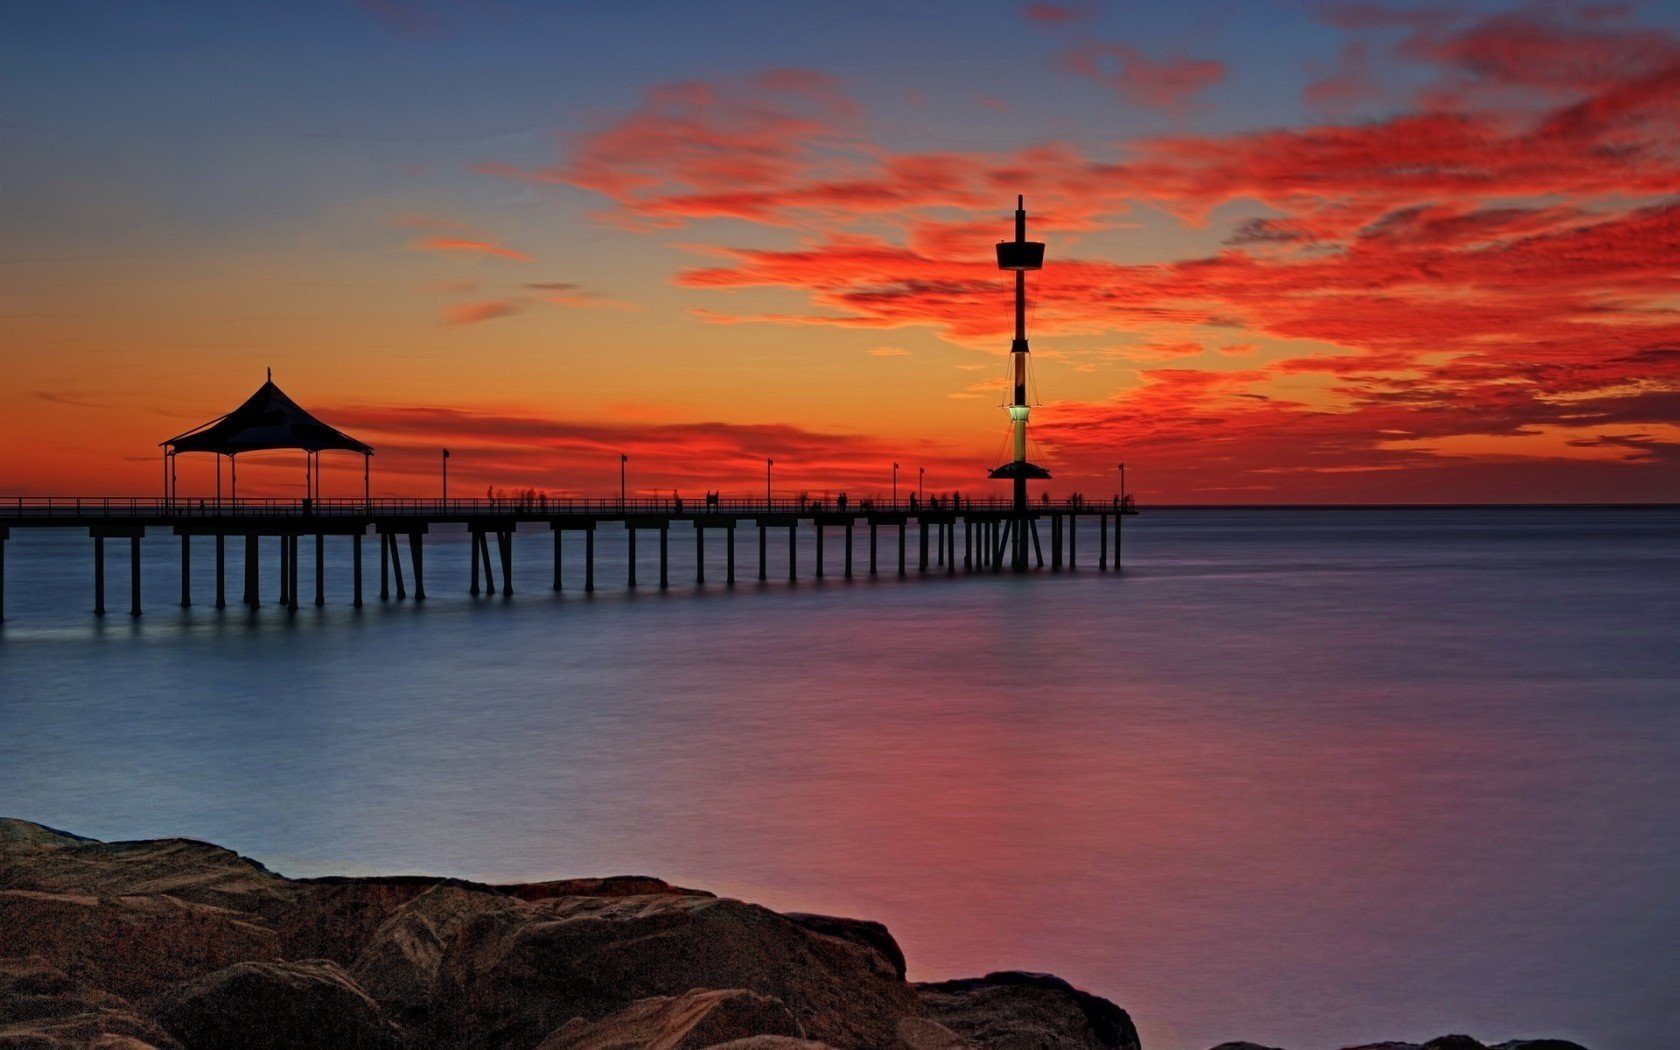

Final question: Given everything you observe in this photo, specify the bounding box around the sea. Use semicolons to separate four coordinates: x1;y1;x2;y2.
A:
1;506;1676;1050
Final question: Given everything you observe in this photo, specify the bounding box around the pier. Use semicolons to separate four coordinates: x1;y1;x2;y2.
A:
0;495;1136;620
0;196;1141;623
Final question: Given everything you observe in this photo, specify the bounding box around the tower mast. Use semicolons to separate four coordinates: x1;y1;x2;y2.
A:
989;195;1050;570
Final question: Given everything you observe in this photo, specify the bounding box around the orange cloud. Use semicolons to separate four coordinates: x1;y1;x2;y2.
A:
443;300;522;326
415;237;532;262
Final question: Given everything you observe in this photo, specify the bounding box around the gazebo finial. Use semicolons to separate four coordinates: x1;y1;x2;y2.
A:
267;367;272;382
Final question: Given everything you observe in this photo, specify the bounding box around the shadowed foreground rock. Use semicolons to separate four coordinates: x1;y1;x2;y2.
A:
0;819;1591;1050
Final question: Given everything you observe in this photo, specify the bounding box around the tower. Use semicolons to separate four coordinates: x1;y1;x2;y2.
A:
988;196;1051;570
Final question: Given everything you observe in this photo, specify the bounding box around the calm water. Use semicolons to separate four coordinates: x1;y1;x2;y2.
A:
2;508;1676;1050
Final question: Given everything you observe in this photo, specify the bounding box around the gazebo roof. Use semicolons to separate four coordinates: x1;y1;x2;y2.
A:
163;374;373;456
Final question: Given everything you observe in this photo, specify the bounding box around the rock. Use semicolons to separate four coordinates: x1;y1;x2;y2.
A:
504;876;712;902
705;1034;840;1041
0;954;181;1049
438;892;922;1049
534;988;804;1049
916;971;1141;1050
1342;1039;1590;1050
1207;1043;1285;1050
0;819;93;848
785;914;907;981
0;890;280;1001
150;959;409;1050
0;824;295;920
346;883;524;1028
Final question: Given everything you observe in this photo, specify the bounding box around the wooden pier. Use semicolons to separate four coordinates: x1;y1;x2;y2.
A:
0;496;1138;620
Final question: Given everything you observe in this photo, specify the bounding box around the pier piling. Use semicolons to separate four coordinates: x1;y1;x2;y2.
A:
180;534;191;606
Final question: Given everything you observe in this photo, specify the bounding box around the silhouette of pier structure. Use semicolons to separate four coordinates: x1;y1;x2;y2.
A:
0;198;1137;621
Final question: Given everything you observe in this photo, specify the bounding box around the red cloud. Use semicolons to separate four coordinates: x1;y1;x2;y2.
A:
466;6;1680;501
318;405;979;496
1063;43;1226;111
1022;2;1094;24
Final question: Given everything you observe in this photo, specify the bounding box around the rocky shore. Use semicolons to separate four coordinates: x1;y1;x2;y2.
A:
1;819;1587;1050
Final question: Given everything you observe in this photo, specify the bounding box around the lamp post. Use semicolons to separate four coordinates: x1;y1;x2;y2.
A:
441;449;449;506
1118;462;1126;506
892;462;899;509
918;467;925;504
620;453;628;511
766;458;774;508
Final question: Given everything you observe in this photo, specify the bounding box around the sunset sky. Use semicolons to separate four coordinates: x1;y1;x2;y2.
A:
3;0;1678;503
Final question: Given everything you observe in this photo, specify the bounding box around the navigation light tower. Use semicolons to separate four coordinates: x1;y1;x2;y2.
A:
988;196;1051;571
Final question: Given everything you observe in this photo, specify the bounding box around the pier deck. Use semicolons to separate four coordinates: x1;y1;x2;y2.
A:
0;496;1138;620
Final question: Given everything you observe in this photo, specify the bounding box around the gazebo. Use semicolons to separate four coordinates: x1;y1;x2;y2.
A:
161;371;374;507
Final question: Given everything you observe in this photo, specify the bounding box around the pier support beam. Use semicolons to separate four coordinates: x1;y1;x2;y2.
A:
1099;514;1107;570
869;522;878;575
844;524;853;579
380;532;391;600
1051;515;1062;570
180;534;192;607
215;532;225;608
815;523;824;579
658;524;668;589
352;533;363;607
389;533;407;601
553;529;563;591
0;528;6;622
627;527;637;588
758;524;766;582
897;522;906;577
726;522;735;585
695;525;705;585
315;535;325;606
918;519;929;574
787;523;797;582
586;529;596;592
497;530;512;596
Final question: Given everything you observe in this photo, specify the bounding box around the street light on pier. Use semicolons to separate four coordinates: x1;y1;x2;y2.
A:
620;453;628;511
441;448;449;506
766;458;774;508
893;462;899;509
1118;462;1126;507
918;466;925;504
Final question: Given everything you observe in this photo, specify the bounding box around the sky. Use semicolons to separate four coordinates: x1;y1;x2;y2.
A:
2;0;1678;503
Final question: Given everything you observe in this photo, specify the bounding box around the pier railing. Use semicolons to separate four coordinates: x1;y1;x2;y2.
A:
4;495;1137;519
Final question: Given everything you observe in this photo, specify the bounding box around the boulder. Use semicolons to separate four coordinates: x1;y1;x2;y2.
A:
0;890;279;1001
534;988;803;1049
346;883;524;1027
705;1034;840;1041
438;892;922;1049
784;914;907;981
1206;1043;1285;1050
1343;1039;1590;1050
150;959;409;1050
0;954;181;1049
916;971;1141;1050
0;822;294;919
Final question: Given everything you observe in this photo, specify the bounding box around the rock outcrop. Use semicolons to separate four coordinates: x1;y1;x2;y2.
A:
0;819;1132;1049
0;818;1593;1050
